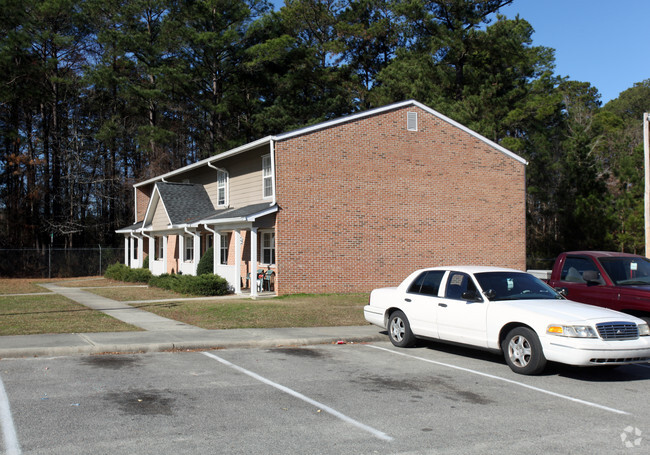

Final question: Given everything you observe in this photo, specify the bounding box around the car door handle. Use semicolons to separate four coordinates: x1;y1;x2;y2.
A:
404;298;411;302
438;303;447;307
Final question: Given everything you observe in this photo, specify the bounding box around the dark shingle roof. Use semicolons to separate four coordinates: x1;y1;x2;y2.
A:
199;203;275;223
157;182;215;225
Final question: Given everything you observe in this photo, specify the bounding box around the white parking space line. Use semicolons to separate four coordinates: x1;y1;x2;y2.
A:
365;345;630;416
201;351;393;442
0;375;21;455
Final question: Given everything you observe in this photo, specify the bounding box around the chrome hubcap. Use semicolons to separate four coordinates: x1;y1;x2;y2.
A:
508;335;531;367
390;317;405;342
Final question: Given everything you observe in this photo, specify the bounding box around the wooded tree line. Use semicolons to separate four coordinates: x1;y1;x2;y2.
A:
1;0;649;265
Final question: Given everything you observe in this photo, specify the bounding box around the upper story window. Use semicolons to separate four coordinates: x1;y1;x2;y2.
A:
217;169;228;206
262;154;273;198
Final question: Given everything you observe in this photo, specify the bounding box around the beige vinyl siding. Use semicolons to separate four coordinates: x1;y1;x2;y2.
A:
151;200;170;230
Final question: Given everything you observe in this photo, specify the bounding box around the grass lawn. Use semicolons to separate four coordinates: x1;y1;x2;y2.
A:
132;293;369;329
88;286;193;301
0;278;370;335
0;294;141;336
0;278;60;294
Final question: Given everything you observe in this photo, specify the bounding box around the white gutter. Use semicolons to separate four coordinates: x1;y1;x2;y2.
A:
134;136;274;188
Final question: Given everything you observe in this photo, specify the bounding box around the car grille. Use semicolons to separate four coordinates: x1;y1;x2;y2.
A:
596;322;639;340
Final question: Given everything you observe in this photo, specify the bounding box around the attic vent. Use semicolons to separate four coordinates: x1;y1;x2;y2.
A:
407;111;418;131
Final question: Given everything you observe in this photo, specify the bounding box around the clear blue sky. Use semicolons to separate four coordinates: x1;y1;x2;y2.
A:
498;0;650;104
270;0;649;104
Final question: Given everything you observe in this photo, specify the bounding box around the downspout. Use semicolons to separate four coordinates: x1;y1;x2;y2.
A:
184;226;199;275
141;231;154;272
270;139;276;206
129;232;140;267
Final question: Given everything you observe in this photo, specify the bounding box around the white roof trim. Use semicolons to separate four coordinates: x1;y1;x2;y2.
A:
274;100;528;165
134;136;274;188
134;100;526;191
142;185;171;228
192;205;279;227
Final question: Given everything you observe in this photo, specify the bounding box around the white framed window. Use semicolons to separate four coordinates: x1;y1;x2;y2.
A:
219;233;229;265
184;235;194;262
217;169;228;206
155;237;164;260
262;154;273;198
261;231;275;265
133;238;138;259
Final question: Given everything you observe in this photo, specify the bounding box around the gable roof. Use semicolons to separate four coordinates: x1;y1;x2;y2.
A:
274;100;528;165
134;100;526;188
154;182;216;226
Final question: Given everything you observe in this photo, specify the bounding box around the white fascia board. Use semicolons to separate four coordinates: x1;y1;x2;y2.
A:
190;205;279;227
410;100;528;165
143;185;175;230
134;136;274;188
273;100;528;166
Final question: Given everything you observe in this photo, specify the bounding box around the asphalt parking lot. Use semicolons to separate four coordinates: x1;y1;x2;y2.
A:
2;341;649;455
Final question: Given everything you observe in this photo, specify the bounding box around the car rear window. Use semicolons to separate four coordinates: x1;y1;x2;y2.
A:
407;271;445;297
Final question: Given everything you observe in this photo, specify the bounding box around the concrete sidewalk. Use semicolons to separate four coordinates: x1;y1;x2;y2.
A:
0;284;386;359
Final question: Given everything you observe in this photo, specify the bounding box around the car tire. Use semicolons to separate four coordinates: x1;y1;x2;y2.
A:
502;327;546;375
388;310;416;348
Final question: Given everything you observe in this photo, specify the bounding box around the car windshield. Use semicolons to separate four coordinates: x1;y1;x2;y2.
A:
599;257;650;285
474;272;562;301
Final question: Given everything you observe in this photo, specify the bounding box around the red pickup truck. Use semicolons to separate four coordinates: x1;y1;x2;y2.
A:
546;251;650;324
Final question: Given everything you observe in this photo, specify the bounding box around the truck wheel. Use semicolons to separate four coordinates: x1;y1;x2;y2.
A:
502;327;546;375
388;310;416;348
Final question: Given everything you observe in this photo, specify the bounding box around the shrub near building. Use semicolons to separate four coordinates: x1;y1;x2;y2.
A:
104;262;229;296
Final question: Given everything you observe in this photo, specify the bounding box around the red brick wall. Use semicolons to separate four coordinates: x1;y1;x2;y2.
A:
274;105;526;295
136;184;153;222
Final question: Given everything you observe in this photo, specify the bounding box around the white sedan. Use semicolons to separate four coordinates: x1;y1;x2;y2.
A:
364;266;650;375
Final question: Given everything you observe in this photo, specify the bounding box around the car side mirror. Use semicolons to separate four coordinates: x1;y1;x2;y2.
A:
461;290;482;302
582;270;601;285
483;289;496;300
555;287;568;297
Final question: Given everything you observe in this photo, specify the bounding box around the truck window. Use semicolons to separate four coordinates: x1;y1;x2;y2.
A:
560;257;599;283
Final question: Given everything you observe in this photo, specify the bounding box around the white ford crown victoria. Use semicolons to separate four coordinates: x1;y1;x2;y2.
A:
364;266;650;375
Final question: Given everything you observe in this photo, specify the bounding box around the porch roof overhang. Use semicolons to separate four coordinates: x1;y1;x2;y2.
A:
193;202;278;227
116;221;143;234
133;203;278;233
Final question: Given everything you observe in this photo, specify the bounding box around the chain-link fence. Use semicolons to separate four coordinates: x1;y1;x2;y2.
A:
0;247;125;278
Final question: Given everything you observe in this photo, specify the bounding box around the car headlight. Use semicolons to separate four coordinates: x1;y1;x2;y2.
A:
547;325;598;338
639;323;650;336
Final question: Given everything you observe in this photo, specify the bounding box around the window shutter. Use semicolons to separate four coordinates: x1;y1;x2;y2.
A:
407;112;418;131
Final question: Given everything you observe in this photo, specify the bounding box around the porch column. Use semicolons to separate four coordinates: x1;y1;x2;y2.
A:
163;235;168;274
193;232;201;275
124;236;129;266
214;230;220;274
130;236;136;267
234;230;242;294
143;234;154;272
251;227;258;298
137;236;144;268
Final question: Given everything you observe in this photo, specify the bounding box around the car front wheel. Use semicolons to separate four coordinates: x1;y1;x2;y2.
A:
502;327;546;375
388;310;416;348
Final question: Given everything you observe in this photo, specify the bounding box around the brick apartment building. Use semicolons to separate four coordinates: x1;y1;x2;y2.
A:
117;100;527;296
